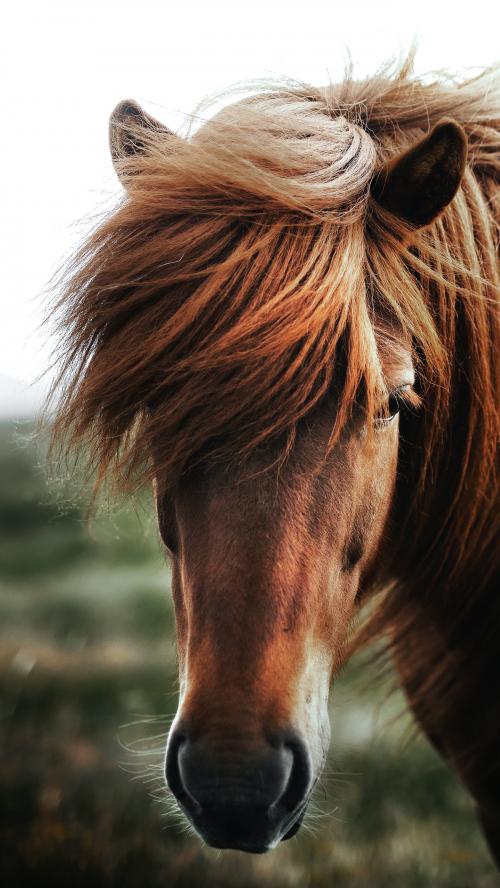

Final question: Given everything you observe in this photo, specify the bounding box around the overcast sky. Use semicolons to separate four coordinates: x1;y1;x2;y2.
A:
1;0;499;398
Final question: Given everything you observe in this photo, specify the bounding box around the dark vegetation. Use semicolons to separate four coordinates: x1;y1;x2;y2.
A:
0;421;496;886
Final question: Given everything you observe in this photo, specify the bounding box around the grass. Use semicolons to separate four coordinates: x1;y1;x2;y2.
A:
0;420;497;886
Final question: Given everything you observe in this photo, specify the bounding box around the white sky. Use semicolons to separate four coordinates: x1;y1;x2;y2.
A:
1;0;499;393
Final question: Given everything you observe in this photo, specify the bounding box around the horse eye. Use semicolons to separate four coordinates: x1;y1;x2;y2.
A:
375;387;408;428
387;392;401;418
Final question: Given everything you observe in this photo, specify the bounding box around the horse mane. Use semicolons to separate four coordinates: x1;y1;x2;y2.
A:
48;56;499;735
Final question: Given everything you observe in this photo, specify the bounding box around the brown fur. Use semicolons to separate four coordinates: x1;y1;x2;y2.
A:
46;55;500;854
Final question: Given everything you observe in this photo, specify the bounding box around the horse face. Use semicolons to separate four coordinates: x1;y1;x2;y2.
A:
157;341;414;852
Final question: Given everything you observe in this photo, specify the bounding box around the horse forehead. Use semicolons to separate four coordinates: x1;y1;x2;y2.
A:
177;427;355;527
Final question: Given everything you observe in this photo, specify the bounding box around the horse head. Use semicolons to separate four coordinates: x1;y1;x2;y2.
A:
106;99;465;850
52;86;469;852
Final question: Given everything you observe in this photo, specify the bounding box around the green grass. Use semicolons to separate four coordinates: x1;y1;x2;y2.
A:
0;420;497;886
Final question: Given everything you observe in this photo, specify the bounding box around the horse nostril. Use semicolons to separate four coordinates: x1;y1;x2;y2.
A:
165;727;202;817
277;733;312;814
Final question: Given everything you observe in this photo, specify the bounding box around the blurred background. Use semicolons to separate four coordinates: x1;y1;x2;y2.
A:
1;0;499;884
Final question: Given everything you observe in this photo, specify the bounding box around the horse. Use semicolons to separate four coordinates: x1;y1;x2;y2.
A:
48;57;500;861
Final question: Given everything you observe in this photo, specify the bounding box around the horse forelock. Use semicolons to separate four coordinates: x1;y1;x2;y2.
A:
48;104;384;488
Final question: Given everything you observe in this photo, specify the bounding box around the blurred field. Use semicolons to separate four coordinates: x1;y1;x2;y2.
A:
0;419;497;886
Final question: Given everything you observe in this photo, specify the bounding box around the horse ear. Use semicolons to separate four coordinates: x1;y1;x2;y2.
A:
371;119;467;228
109;99;177;184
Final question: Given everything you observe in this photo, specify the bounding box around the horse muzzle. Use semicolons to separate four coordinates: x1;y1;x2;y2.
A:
165;723;312;852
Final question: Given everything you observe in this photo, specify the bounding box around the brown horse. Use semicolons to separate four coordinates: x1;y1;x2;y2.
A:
48;58;499;858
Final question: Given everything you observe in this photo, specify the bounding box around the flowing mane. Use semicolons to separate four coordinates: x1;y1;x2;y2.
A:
48;56;500;747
